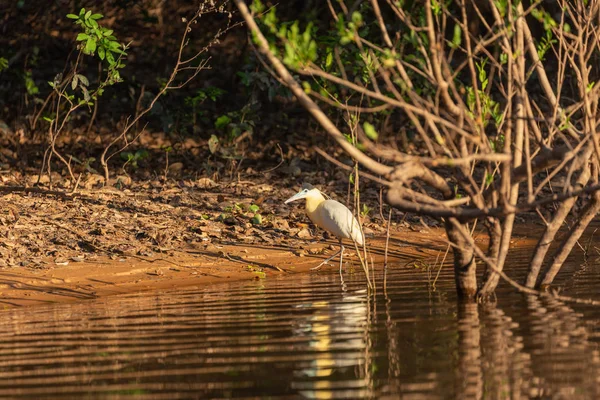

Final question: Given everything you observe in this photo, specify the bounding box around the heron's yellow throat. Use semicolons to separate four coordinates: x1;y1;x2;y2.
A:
304;189;326;223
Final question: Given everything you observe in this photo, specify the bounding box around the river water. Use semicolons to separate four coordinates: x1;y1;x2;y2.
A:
0;249;600;399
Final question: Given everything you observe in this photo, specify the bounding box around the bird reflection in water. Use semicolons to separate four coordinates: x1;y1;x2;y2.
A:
291;292;373;399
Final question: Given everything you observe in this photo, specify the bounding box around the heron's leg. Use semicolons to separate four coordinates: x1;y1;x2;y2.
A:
338;239;345;275
311;248;342;270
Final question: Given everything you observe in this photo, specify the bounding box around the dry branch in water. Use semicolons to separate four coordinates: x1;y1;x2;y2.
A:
236;0;600;299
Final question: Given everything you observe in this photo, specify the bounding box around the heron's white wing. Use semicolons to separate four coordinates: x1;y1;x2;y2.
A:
319;200;364;245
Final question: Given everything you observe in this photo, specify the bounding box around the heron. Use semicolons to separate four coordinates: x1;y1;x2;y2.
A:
284;183;364;270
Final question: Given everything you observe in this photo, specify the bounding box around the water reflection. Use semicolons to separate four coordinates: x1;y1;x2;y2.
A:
0;266;599;398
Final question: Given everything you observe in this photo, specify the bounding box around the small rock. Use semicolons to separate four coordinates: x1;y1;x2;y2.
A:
197;177;217;189
297;228;312;239
272;218;290;231
362;227;375;235
169;162;184;172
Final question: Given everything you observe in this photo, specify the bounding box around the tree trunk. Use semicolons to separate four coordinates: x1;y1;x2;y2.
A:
539;189;600;288
445;218;478;299
525;146;592;287
478;8;527;295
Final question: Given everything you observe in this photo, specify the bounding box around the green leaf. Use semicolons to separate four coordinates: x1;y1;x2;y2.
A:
85;38;96;54
106;51;115;65
215;115;231;129
103;29;114;37
71;75;78;90
302;81;311;94
98;46;105;60
110;47;126;56
85;10;92;19
251;214;263;225
250;0;265;14
587;82;595;93
75;74;88;86
208;134;219;154
90;13;103;20
76;33;89;41
249;204;260;213
66;14;79;19
485;172;493;186
135;149;149;160
363;122;378;140
325;51;333;69
351;11;363;27
451;24;462;49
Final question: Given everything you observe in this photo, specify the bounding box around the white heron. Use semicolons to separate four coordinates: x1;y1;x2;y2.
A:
284;183;364;270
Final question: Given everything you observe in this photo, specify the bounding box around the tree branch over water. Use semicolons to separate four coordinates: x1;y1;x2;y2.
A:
236;0;600;299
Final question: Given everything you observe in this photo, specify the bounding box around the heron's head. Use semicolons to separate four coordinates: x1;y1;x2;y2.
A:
284;183;321;204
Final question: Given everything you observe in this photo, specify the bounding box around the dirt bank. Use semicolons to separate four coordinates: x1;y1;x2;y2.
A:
0;230;453;307
0;177;460;307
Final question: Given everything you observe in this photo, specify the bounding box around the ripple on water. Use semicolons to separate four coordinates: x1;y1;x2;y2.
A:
0;256;600;398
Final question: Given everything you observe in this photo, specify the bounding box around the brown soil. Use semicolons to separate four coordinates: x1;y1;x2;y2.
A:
0;172;456;307
0;231;446;308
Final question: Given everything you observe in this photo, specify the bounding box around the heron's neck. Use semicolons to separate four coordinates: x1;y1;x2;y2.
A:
305;191;326;218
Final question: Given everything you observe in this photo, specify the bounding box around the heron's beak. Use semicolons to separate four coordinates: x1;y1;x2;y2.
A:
284;191;307;204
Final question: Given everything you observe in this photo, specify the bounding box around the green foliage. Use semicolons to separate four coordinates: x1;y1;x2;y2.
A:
587;82;595;93
215;115;232;130
250;213;263;225
24;71;39;95
185;87;226;107
71;156;98;174
363;122;378;141
180;87;227;132
485;172;494;186
450;24;462;49
281;21;318;69
530;7;557;31
213;102;258;141
465;59;502;129
67;8;128;86
0;57;8;72
493;0;508;18
360;203;371;218
120;149;149;169
252;1;317;69
536;30;556;62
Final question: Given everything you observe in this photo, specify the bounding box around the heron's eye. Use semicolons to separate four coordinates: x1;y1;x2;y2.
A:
303;189;308;193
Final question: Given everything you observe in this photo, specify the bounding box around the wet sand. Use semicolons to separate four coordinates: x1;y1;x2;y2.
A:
0;227;455;307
